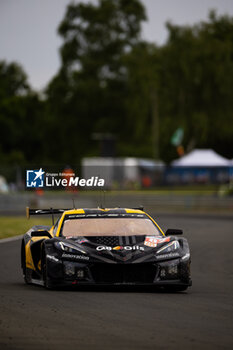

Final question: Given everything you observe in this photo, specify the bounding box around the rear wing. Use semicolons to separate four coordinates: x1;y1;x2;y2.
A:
132;206;144;211
26;207;70;224
25;206;144;224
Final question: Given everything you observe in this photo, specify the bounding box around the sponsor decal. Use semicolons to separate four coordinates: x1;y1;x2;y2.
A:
66;213;145;219
113;246;122;250
62;253;89;261
96;245;144;251
144;236;170;248
156;252;180;259
46;254;60;263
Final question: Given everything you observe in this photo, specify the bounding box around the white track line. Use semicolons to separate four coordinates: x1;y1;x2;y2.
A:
0;235;23;244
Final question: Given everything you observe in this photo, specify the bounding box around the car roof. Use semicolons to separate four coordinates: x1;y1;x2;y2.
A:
63;208;145;215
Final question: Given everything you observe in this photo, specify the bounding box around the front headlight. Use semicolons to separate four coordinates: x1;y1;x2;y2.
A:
157;241;180;254
54;241;86;255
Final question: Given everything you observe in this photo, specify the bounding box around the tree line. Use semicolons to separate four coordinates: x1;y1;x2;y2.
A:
1;0;233;168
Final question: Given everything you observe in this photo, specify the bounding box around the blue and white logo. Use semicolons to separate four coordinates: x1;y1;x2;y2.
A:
26;168;45;188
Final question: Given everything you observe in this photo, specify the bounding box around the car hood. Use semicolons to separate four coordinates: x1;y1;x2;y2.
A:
56;235;177;263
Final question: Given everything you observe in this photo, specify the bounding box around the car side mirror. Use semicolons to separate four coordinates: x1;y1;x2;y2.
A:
165;229;183;236
30;230;52;238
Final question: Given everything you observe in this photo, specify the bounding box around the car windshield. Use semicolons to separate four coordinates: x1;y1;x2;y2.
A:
61;217;161;237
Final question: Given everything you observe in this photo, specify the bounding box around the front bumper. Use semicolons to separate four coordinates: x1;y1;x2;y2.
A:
46;257;192;288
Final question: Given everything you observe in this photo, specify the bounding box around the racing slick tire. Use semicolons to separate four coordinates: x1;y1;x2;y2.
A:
21;241;30;284
42;247;53;289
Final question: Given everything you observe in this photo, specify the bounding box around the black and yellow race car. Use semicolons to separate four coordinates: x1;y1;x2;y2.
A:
21;207;192;291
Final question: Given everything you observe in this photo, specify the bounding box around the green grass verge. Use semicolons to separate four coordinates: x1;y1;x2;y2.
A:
0;217;52;239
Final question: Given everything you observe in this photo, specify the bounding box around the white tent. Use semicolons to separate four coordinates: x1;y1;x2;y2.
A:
172;149;230;167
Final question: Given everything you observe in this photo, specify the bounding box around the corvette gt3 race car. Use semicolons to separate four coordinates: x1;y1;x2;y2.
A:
21;207;192;291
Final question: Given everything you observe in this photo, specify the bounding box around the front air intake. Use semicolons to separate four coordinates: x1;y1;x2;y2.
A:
90;263;157;284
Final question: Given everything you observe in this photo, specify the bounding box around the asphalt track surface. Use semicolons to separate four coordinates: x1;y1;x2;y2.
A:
0;214;233;350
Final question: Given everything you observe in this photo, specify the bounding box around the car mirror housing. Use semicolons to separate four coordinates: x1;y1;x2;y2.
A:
165;229;183;236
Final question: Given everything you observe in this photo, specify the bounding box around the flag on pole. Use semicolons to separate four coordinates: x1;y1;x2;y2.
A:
171;128;184;146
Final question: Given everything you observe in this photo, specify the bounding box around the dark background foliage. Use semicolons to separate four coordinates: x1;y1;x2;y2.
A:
1;1;233;166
